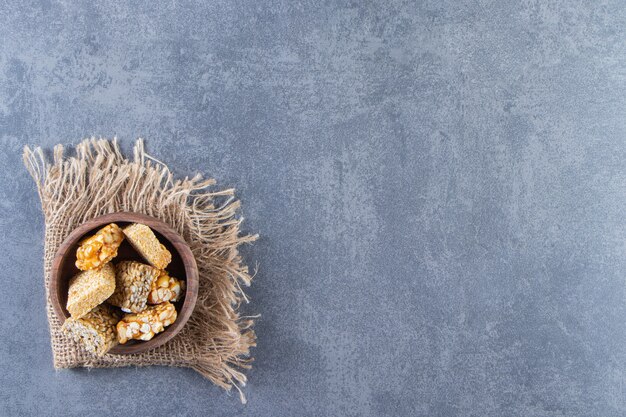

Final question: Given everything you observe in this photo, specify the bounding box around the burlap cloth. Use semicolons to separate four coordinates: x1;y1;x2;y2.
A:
23;138;257;402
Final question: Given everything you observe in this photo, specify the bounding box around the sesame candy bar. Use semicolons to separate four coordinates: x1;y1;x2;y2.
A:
66;263;116;319
122;223;172;269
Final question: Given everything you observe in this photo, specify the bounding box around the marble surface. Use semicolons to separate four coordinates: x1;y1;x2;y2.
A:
1;1;625;416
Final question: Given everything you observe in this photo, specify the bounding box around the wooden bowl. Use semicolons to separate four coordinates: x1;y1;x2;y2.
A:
50;212;198;354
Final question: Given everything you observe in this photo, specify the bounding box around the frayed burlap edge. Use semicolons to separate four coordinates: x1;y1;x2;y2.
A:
23;138;257;402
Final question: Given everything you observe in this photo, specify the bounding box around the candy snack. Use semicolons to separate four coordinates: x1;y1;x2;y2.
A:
62;304;120;356
108;261;159;313
117;302;177;343
148;270;185;304
123;223;172;269
75;223;124;271
66;263;116;319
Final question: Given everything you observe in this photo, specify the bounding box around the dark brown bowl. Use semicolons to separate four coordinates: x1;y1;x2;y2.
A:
50;212;198;354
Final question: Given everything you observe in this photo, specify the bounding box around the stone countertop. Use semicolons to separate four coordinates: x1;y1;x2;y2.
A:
1;1;625;416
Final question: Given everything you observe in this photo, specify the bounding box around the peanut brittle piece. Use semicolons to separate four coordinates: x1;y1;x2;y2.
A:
75;223;124;271
147;270;185;304
117;302;177;344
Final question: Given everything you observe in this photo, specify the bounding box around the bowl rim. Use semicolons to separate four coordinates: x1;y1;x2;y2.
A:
50;211;199;355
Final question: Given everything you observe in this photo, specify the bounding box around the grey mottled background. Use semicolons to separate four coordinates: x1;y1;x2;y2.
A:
1;1;626;416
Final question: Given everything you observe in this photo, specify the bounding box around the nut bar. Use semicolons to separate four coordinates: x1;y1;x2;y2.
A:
117;302;177;343
122;223;172;269
147;270;185;304
75;223;124;271
62;304;120;356
108;261;159;313
66;263;116;319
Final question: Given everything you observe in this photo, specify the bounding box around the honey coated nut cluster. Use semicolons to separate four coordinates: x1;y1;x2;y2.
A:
117;302;178;343
148;270;185;304
75;223;124;270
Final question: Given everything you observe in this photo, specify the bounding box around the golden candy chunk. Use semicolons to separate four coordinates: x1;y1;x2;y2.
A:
66;263;116;319
108;260;159;313
75;223;124;271
122;223;172;269
117;302;177;344
62;304;120;356
147;270;185;304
